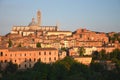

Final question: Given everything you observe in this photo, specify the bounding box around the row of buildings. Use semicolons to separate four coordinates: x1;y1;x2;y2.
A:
0;10;120;69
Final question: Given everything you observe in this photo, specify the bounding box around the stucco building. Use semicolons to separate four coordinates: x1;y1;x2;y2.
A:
0;47;58;69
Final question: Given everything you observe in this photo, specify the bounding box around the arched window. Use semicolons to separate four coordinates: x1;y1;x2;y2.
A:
39;52;41;55
15;60;17;63
49;57;51;61
25;64;27;68
54;57;56;60
29;64;31;68
5;54;7;56
25;58;27;62
44;52;46;55
37;58;41;62
19;65;21;68
1;60;3;63
0;52;3;56
49;52;51;55
29;58;31;62
34;58;36;62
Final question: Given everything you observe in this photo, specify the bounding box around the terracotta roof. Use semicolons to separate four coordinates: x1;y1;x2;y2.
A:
47;31;71;32
40;26;57;27
8;47;57;51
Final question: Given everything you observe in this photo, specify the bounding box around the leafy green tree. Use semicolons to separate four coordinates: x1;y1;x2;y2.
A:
70;62;89;74
92;51;99;60
8;39;12;47
61;47;67;51
50;57;75;80
99;49;107;60
90;62;105;72
0;62;1;72
56;57;75;70
110;48;120;60
36;42;41;48
109;33;120;43
78;47;85;56
33;61;51;80
5;61;18;73
50;63;68;80
110;48;120;68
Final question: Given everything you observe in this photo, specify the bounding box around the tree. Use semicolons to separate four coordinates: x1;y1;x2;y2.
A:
0;62;1;72
90;62;105;72
5;61;18;73
109;33;120;43
78;47;85;56
61;47;67;51
110;48;120;60
36;42;41;48
8;39;12;47
92;51;99;60
33;61;51;80
99;49;107;60
110;48;120;68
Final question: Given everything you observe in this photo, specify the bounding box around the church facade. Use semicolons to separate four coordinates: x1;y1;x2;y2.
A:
11;10;58;36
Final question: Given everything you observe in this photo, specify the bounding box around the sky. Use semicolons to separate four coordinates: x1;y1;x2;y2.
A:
0;0;120;35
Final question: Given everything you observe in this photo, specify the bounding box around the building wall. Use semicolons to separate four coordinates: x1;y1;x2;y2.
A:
74;57;92;65
73;29;109;43
47;31;72;36
0;48;58;69
75;41;103;47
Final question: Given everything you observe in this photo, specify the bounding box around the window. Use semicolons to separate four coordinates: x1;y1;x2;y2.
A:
34;58;36;62
80;34;82;38
38;58;41;62
44;52;46;55
54;57;56;60
5;60;7;63
82;29;84;32
39;52;41;55
1;60;3;63
15;60;16;62
25;58;27;62
29;64;31;68
5;54;7;56
29;58;31;62
10;59;12;62
25;64;27;68
49;52;51;55
0;52;3;56
19;65;21;68
49;57;51;61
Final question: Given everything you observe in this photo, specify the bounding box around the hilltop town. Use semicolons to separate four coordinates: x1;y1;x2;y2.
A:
0;10;120;70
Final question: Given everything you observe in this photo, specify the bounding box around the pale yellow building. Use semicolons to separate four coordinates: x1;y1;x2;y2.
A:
46;31;72;36
74;57;92;65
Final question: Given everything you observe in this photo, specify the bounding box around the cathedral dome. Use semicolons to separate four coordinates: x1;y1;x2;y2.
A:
28;18;37;26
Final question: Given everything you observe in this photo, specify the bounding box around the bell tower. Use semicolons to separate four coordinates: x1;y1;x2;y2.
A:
37;10;41;26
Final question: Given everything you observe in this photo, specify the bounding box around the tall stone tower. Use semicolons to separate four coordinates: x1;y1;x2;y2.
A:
37;10;41;26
